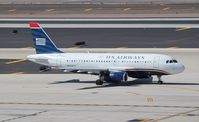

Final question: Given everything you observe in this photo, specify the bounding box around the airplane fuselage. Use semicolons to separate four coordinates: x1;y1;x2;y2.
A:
27;22;185;85
27;53;185;76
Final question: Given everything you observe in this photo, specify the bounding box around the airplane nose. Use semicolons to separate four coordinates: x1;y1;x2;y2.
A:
179;64;185;73
173;63;185;74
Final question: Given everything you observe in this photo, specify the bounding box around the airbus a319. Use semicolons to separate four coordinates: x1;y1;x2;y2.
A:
27;22;185;85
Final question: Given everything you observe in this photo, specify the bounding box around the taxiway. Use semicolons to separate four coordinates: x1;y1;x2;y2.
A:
0;28;199;48
0;72;198;122
0;49;198;122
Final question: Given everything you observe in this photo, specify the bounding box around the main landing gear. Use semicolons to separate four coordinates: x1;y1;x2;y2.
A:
96;72;106;85
157;75;163;84
96;79;103;85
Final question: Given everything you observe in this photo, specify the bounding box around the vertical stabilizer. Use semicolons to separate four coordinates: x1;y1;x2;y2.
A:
29;22;63;54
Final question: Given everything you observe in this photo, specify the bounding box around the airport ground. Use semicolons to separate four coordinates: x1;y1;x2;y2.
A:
0;3;198;18
1;28;199;48
0;73;199;122
0;48;198;122
0;2;199;121
0;27;199;121
0;68;199;122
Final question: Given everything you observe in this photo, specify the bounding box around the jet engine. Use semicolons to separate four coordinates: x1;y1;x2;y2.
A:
104;71;128;82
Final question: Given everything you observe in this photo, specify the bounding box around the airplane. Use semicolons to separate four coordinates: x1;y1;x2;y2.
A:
27;22;185;85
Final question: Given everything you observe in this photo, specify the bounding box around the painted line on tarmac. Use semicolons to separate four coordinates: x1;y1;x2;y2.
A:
123;8;131;11
46;9;55;12
84;8;93;12
151;108;199;122
5;59;27;64
0;110;47;122
147;96;154;102
0;102;198;109
162;7;170;11
8;9;16;12
11;72;24;74
176;27;191;31
19;47;33;49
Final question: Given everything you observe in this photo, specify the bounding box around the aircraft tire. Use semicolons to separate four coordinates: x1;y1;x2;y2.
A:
96;79;103;85
158;81;163;84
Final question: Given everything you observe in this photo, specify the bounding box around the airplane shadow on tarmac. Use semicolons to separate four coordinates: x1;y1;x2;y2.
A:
50;79;199;90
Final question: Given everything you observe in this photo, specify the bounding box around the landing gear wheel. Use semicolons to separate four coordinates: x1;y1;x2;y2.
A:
96;79;103;85
157;80;163;84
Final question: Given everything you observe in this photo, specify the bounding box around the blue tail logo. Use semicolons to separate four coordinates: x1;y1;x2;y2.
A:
29;22;63;54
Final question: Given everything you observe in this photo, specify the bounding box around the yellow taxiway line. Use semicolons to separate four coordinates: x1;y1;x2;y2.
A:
84;8;93;12
162;7;170;11
123;8;131;11
176;27;191;31
8;9;16;12
5;59;27;64
11;72;24;75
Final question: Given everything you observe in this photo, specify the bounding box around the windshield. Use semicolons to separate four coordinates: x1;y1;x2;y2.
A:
166;59;178;63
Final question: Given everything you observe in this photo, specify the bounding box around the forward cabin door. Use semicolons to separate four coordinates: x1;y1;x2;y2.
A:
153;56;160;68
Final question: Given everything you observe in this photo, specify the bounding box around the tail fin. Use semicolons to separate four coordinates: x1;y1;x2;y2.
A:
29;22;63;54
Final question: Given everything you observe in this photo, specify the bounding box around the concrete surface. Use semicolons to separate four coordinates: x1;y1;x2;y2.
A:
0;72;198;122
0;49;199;121
0;4;198;18
0;0;199;4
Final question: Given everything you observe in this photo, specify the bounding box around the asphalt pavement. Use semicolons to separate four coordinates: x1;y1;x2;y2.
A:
0;28;198;48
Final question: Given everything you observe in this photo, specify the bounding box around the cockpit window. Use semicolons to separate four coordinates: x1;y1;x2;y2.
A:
173;60;178;63
166;60;178;63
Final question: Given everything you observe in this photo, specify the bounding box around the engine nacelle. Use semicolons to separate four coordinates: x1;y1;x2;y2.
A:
104;71;128;82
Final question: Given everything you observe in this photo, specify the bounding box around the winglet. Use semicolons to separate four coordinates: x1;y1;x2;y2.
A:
29;22;40;28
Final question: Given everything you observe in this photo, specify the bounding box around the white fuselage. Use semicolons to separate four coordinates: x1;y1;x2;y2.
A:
27;53;185;75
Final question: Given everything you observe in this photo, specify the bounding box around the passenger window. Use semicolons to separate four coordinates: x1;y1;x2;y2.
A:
170;60;173;63
166;60;169;63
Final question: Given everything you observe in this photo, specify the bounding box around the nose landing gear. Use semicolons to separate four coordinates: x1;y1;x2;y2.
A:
157;75;163;84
